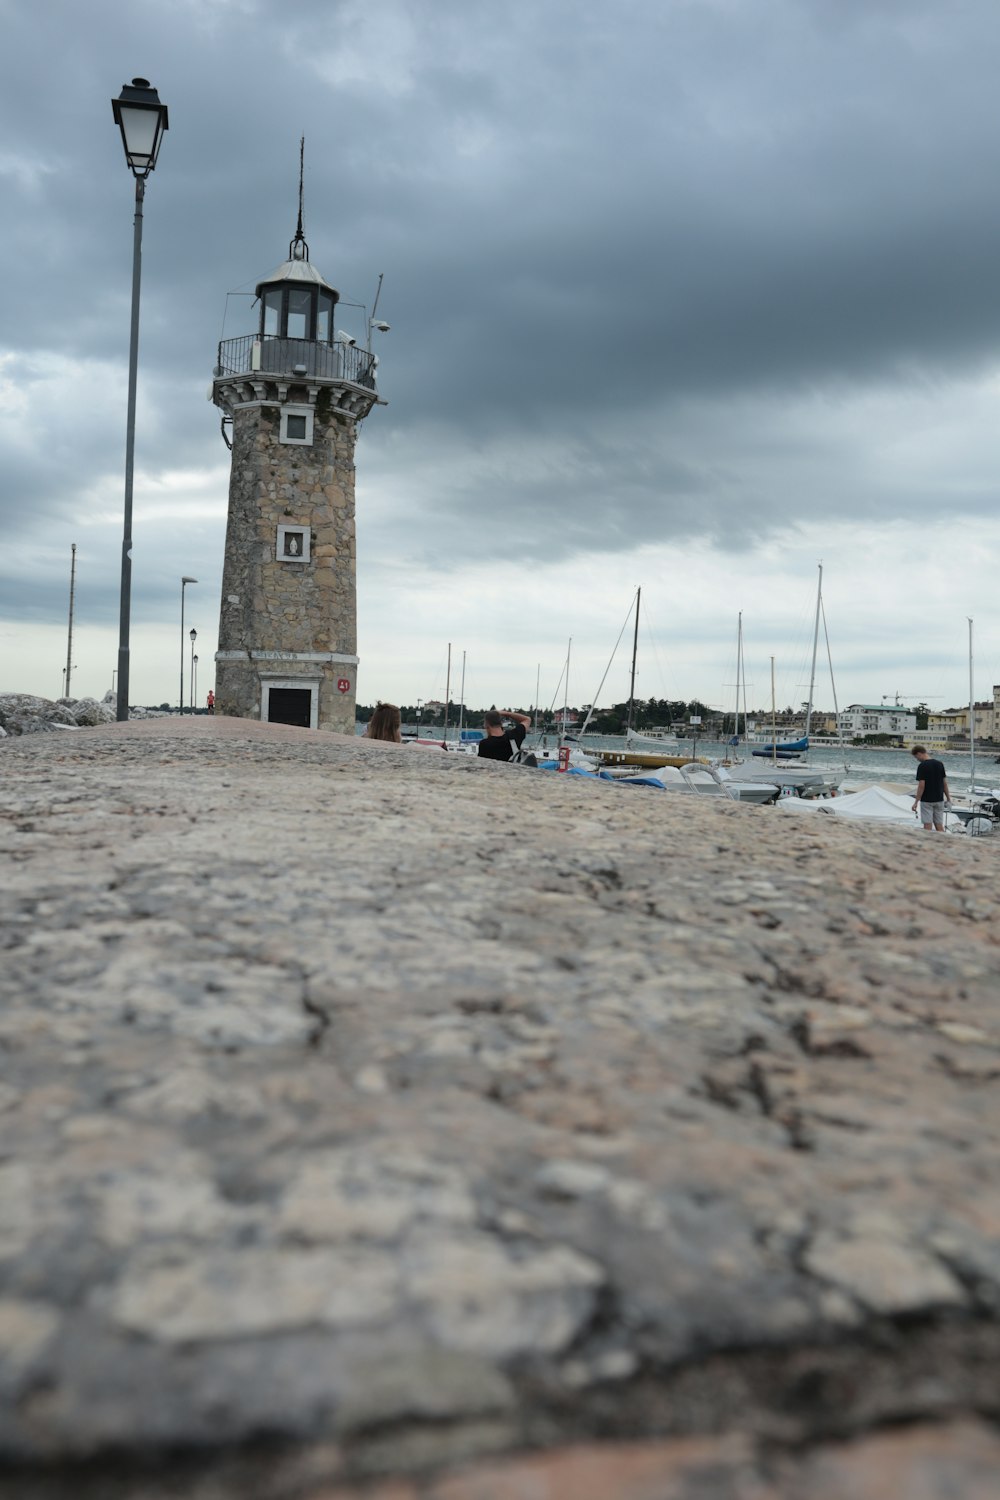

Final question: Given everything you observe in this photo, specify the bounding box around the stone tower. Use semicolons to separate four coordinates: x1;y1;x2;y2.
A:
211;200;381;732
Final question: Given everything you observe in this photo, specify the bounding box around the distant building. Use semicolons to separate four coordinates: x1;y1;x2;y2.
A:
928;702;995;739
838;704;916;738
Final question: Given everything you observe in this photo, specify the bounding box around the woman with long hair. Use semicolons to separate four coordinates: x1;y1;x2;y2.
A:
365;702;402;743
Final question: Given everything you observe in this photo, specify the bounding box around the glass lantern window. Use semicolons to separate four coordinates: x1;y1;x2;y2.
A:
262;290;282;337
286;288;312;339
316;292;334;343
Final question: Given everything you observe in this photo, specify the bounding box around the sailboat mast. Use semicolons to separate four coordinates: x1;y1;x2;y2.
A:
443;642;451;745
734;611;744;745
821;596;846;756
626;587;640;736
805;562;822;742
458;650;466;738
969;617;976;789
771;656;777;767
561;638;571;739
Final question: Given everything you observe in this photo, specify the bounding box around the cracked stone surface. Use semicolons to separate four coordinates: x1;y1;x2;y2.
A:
1;718;999;1498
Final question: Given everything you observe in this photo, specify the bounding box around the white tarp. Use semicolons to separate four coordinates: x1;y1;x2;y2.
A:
777;784;964;829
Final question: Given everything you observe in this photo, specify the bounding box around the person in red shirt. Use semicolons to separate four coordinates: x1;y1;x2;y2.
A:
207;690;215;714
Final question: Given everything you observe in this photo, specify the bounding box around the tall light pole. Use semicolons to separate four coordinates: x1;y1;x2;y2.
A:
192;653;199;712
180;577;197;713
189;629;197;712
112;78;169;723
64;542;77;700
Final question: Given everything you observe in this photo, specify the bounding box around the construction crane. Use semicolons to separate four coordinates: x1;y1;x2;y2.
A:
881;692;943;707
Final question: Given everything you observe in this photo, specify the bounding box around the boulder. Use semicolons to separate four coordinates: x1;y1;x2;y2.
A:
0;693;78;736
67;696;116;727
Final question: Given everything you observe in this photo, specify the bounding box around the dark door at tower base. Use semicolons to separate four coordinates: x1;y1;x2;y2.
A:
266;688;312;727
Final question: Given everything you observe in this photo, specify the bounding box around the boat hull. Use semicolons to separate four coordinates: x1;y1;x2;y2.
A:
593;751;708;770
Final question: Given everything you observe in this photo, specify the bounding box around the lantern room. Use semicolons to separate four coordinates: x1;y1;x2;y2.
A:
256;252;339;344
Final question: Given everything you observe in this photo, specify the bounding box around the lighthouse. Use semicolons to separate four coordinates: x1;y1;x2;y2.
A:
211;169;382;732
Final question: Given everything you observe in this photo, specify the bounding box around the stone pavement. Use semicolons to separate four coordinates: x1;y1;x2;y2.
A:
1;718;998;1498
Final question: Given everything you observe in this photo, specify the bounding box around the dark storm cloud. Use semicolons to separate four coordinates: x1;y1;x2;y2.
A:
3;0;1000;609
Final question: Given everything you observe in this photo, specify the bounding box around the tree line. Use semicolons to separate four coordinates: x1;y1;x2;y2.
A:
357;698;716;733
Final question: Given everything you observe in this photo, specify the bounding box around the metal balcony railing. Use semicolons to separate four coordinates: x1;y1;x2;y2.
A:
215;334;376;389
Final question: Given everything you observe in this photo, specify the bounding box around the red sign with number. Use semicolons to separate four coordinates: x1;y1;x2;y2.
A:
337;678;351;694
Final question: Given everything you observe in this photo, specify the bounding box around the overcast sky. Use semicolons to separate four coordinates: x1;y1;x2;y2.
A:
3;0;1000;717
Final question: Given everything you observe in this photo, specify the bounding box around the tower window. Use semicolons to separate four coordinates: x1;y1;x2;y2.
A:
286;288;312;339
262;289;282;336
317;291;335;343
279;404;314;446
276;524;310;563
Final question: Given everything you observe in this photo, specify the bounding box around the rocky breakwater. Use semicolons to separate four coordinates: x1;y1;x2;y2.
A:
1;718;998;1500
0;692;118;738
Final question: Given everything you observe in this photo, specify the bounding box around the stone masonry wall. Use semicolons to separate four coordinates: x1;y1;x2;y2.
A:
216;392;358;734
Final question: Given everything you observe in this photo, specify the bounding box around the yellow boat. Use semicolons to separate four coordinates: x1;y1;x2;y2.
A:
591;750;709;770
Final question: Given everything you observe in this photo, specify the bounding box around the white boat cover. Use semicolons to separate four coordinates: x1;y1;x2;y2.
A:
778;785;964;828
823;786;918;821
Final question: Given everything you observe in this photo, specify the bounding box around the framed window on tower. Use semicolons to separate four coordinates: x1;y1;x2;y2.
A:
279;404;314;445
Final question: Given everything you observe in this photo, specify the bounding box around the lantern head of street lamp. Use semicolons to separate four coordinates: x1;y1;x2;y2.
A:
189;628;197;642
182;576;197;585
112;78;169;179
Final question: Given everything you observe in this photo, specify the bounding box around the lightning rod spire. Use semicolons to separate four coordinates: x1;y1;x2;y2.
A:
289;136;309;260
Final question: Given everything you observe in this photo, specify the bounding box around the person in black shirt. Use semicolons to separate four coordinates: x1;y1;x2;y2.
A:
910;745;951;832
478;710;532;762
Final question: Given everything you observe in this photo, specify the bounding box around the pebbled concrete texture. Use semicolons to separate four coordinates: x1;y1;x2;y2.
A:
1;717;998;1498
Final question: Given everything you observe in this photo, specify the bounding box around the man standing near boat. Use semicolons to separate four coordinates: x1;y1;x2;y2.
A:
911;746;952;833
478;709;532;762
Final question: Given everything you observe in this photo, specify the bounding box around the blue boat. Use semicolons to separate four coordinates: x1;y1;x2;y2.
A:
751;736;808;758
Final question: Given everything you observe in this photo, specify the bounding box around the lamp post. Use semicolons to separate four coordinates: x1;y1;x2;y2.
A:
180;577;197;713
189;629;197;712
192;653;199;712
112;78;169;723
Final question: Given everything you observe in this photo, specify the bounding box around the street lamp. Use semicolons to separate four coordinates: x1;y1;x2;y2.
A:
189;629;197;712
192;653;199;712
112;78;169;723
180;577;197;713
